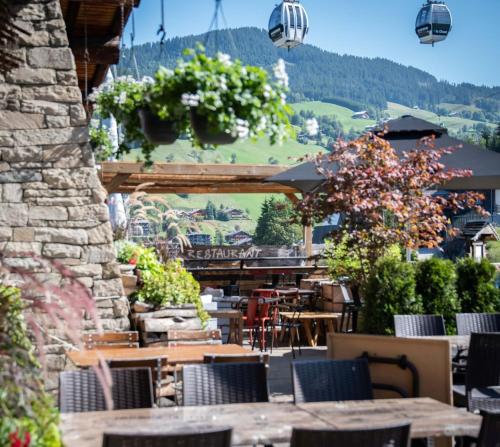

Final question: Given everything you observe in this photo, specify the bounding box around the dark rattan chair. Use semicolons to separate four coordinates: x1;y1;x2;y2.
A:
394;315;446;337
59;368;154;413
477;410;500;447
453;333;500;412
102;427;233;447
290;423;411;447
456;313;500;336
292;359;373;404
183;362;269;406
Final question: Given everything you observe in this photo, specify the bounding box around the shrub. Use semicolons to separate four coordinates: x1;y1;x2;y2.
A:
362;257;422;335
486;241;500;263
415;258;460;334
456;258;500;313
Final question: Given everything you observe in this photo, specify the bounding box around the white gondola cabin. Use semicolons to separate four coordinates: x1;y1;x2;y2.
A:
415;1;452;45
268;0;309;50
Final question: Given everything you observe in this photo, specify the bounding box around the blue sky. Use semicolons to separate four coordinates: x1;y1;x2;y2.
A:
127;0;500;86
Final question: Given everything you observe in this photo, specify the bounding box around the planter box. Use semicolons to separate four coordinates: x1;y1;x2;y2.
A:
321;283;352;313
121;274;138;297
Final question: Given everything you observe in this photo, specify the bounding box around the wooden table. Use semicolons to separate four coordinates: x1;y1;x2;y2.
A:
276;288;316;308
66;344;250;368
206;309;244;345
280;311;341;347
60;398;481;446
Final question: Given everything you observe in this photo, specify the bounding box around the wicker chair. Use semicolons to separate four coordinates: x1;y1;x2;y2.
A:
456;313;500;336
476;410;500;447
102;427;233;447
290;423;411;447
59;368;154;413
292;359;373;404
183;362;269;406
203;353;269;364
394;315;446;337
453;333;500;412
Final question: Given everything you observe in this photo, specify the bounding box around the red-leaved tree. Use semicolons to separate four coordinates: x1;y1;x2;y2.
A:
298;133;486;276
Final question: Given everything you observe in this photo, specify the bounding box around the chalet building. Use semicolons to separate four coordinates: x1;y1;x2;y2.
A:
188;233;212;246
188;209;206;220
130;219;151;237
225;208;247;219
225;230;253;245
352;111;370;119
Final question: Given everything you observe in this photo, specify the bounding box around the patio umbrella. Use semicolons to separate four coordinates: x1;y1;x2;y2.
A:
266;115;500;192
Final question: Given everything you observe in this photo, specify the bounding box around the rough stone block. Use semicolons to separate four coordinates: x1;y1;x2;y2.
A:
43;243;82;259
0;170;42;183
0;111;45;130
2;146;42;162
2;257;48;272
13;227;35;242
86;223;113;244
22;86;82;103
0;204;28;226
13;127;87;146
93;278;124;297
43;167;100;189
28;47;74;70
0;227;12;241
6;68;56;85
102;262;120;280
84;245;116;263
77;277;93;289
21;100;68;116
17;3;46;21
69;263;102;278
29;206;68;221
3;183;23;202
4;242;42;256
45;115;70;128
69;104;87;126
34;228;88;244
68;204;109;222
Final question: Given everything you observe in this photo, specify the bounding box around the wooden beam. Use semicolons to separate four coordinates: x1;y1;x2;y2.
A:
106;173;132;194
71;37;120;65
67;0;140;5
284;193;300;204
105;184;298;194
304;224;313;264
100;162;290;177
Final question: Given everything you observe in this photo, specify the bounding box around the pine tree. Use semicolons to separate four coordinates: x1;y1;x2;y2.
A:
205;201;216;220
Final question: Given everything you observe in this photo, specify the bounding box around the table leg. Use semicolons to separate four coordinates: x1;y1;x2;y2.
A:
238;316;244;346
327;319;335;334
312;320;320;347
303;320;314;347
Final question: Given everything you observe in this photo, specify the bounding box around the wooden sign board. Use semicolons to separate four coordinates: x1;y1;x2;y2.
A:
168;245;303;261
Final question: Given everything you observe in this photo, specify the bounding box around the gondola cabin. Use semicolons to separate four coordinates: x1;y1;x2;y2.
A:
415;1;452;45
268;0;309;50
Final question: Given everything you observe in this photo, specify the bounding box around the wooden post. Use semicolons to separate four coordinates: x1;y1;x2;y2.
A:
304;224;313;264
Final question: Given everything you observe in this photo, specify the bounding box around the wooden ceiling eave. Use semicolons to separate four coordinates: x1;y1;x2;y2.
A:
98;162;300;195
60;0;140;98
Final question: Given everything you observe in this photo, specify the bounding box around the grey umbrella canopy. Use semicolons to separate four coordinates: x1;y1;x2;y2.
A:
267;115;500;192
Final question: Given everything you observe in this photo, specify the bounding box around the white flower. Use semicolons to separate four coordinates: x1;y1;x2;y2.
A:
158;67;174;78
141;76;154;85
235;118;250;139
116;91;127;105
217;52;232;67
280;92;287;105
181;93;200;107
273;59;289;88
256;116;268;132
306;118;319;136
263;84;272;99
87;87;100;103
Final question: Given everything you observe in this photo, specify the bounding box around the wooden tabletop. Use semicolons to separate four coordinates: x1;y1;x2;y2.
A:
280;312;341;320
275;289;316;296
60;398;481;446
404;335;470;349
66;344;250;368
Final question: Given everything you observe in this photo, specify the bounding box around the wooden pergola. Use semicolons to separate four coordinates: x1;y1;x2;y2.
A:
99;162;313;257
99;162;300;197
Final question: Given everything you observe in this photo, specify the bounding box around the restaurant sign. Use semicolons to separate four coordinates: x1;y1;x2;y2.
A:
168;245;301;261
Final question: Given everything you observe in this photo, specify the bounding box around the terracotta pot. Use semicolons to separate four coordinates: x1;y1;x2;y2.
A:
138;108;179;145
190;110;237;145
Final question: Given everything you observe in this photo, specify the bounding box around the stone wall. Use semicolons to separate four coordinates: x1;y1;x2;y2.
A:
0;0;129;389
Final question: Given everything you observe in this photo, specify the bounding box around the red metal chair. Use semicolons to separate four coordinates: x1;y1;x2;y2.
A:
244;289;279;351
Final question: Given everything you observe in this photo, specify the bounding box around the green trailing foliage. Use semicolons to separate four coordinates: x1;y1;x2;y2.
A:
486;240;500;263
456;258;500;313
115;242;208;324
415;258;460;334
361;257;423;335
0;286;61;447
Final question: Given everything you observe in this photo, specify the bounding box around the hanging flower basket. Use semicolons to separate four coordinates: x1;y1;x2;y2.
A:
189;109;237;145
138;108;179;145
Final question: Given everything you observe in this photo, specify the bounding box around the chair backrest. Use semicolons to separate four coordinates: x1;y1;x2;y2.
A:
183;362;269;406
59;368;154;413
290;423;411;447
167;330;222;347
477;410;500;447
466;333;500;392
394;315;446;337
203;353;270;365
108;357;168;399
456;313;500;336
82;331;139;350
102;427;233;447
292;359;373;404
246;294;279;327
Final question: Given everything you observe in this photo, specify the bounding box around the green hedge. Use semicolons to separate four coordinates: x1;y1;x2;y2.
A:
415;258;460;334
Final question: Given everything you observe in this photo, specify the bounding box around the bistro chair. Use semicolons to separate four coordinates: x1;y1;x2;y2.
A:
290;423;411;447
108;356;168;401
183;362;269;406
166;329;222;347
292;359;373;404
102;427;233;447
272;302;304;359
242;290;279;351
456;313;500;336
203;353;270;364
453;333;500;412
59;368;154;413
394;315;446;337
82;331;139;350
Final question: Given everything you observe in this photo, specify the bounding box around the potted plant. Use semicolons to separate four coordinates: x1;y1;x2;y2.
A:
166;47;293;147
88;119;114;162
